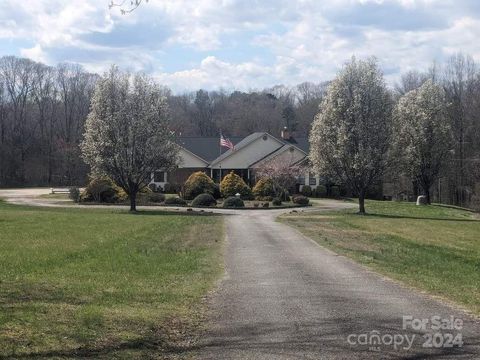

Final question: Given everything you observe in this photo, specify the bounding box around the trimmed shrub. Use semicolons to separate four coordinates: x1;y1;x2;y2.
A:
213;184;221;199
184;171;216;200
148;193;165;203
148;183;158;192
272;197;282;206
279;189;290;202
68;187;81;203
223;196;245;208
292;195;310;206
253;178;275;199
81;177;126;203
262;202;270;208
220;171;252;199
330;185;340;198
164;197;187;206
163;183;178;194
192;193;217;207
301;185;312;197
315;185;327;198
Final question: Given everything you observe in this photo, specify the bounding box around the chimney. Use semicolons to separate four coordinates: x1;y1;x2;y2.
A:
281;126;291;140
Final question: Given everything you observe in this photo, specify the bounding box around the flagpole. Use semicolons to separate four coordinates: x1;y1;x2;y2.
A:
219;131;222;182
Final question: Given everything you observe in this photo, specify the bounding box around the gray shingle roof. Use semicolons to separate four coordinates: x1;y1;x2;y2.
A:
176;136;243;162
177;133;309;165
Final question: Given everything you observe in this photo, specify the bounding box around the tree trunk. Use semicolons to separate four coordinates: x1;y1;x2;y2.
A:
130;191;137;212
425;188;431;205
421;180;431;204
358;190;366;214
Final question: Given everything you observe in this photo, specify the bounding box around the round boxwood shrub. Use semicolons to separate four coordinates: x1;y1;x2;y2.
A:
223;196;245;208
292;195;310;206
220;171;252;199
253;178;275;199
272;197;282;206
148;193;166;203
68;187;81;203
191;193;217;207
315;185;327;198
184;171;216;200
301;185;312;197
164;197;187;206
81;177;126;203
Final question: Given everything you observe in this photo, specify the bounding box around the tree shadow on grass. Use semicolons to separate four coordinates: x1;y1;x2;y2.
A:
123;209;225;217
361;213;480;222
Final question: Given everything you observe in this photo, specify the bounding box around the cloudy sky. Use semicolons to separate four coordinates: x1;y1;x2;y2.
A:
1;0;480;91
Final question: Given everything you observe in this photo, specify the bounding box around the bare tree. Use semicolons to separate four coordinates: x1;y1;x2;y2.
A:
443;53;478;206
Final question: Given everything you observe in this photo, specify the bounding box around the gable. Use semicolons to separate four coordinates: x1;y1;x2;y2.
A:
178;147;209;168
210;133;284;169
251;144;307;169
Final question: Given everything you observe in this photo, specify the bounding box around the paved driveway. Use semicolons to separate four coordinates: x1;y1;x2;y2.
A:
1;189;479;359
194;210;480;359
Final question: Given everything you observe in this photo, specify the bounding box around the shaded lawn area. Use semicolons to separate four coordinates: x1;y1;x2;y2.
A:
280;200;480;315
0;202;224;358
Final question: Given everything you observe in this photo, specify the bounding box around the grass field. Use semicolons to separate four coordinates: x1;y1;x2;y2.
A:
0;201;224;358
280;200;480;315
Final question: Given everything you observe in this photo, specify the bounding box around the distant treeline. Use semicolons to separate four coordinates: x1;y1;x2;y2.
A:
0;54;479;208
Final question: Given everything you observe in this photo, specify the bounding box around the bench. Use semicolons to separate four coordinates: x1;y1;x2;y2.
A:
50;188;70;194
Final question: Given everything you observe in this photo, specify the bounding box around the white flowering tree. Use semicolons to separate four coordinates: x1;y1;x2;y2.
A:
310;57;393;214
81;66;179;211
393;80;452;204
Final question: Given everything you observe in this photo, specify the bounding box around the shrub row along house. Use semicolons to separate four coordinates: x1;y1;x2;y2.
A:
150;129;320;192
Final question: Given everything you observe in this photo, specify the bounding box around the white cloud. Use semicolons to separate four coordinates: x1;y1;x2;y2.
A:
1;0;480;91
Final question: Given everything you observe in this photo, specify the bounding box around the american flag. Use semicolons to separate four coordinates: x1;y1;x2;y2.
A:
220;134;234;150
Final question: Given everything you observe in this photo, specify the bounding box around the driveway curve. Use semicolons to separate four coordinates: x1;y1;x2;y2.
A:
1;188;479;359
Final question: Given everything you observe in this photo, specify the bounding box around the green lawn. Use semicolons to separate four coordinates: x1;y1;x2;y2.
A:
0;201;224;358
280;200;480;315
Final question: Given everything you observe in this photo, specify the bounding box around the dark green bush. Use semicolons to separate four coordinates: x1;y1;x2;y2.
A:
279;189;290;202
262;202;270;208
68;187;81;203
223;196;245;208
192;193;217;207
272;197;282;206
315;185;327;198
163;183;178;194
148;183;158;192
301;185;312;197
292;195;310;205
164;197;187;206
184;171;216;200
330;185;340;198
148;193;165;203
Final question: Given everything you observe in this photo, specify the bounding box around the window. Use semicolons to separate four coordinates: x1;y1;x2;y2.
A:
154;171;166;183
309;173;317;186
298;175;305;185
